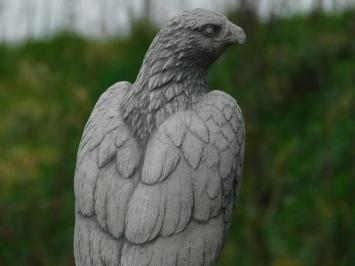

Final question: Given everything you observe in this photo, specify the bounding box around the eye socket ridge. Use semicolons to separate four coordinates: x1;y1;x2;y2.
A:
199;24;221;37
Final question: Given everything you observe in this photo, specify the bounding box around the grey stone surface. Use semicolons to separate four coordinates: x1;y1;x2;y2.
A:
74;8;246;266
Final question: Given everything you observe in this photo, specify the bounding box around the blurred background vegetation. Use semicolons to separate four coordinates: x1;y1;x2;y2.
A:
0;0;354;265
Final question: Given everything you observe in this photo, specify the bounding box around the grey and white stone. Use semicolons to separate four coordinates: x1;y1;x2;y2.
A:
74;8;246;266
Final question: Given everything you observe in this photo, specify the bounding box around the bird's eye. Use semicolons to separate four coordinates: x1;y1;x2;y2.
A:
200;24;221;37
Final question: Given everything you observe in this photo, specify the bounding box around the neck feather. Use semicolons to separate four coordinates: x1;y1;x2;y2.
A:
121;42;208;145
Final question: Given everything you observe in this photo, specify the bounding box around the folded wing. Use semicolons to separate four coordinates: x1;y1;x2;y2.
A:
122;90;245;266
74;81;142;266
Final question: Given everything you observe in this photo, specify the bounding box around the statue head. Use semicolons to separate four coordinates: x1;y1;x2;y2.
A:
152;8;246;68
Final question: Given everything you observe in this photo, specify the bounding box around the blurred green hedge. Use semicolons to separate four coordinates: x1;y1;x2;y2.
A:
0;10;354;266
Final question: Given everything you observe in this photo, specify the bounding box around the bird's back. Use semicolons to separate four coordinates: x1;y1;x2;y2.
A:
74;81;244;266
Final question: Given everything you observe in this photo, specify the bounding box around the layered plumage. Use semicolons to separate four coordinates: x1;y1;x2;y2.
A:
74;8;246;266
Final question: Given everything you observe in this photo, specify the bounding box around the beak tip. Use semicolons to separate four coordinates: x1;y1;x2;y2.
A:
228;22;246;45
240;34;246;44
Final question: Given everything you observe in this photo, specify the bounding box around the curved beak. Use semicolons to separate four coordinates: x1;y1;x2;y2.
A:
225;21;246;45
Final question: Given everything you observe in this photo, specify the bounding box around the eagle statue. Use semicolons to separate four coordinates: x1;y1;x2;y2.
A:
74;8;246;266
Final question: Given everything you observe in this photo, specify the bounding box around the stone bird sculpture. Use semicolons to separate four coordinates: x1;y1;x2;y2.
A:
74;8;246;266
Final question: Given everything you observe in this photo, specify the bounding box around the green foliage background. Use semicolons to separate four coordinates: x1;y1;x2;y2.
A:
0;9;354;266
